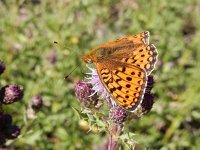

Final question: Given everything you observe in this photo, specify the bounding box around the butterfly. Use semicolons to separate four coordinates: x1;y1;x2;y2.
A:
82;31;158;111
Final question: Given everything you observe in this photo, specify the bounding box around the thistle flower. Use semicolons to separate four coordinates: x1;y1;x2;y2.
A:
84;67;155;113
6;125;21;139
145;75;154;94
0;112;21;146
141;76;154;113
31;95;43;109
0;61;5;75
0;84;24;104
85;67;116;106
109;106;128;124
74;80;99;108
77;67;156;149
74;80;92;102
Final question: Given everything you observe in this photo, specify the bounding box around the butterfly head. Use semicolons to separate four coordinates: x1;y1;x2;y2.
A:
82;54;94;64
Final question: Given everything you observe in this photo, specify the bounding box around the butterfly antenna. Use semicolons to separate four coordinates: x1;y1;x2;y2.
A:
54;41;82;80
64;65;80;80
80;68;88;76
53;41;75;51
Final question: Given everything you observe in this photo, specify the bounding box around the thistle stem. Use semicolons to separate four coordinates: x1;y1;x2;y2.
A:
108;124;124;150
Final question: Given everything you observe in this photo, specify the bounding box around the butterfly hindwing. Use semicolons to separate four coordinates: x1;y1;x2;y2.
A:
97;63;147;110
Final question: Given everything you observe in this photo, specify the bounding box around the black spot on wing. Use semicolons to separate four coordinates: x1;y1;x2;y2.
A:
126;84;131;88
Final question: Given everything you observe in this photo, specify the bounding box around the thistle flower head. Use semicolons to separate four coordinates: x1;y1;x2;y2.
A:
77;66;155;120
31;95;43;109
145;75;154;94
74;80;92;102
6;125;21;139
109;106;128;124
141;93;154;113
85;67;116;106
0;112;20;146
0;84;24;104
74;80;99;108
141;75;154;113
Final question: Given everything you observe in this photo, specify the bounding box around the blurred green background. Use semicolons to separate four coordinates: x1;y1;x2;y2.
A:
0;0;200;149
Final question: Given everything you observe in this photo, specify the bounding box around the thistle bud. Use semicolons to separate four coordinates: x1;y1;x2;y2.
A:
141;93;154;113
31;95;43;109
74;80;98;108
6;125;21;139
74;81;93;102
0;84;24;104
141;75;155;113
109;106;128;124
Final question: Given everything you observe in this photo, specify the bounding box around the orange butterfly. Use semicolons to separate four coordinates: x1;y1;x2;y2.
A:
82;31;158;111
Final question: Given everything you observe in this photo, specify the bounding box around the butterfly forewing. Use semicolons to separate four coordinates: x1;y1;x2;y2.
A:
91;31;150;58
115;44;158;75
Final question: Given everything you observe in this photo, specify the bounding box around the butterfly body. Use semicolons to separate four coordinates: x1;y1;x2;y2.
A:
82;31;158;111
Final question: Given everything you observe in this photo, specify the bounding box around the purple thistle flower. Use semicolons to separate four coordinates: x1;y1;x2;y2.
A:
145;75;154;94
0;61;5;75
74;80;93;102
74;80;99;108
6;125;21;139
141;75;155;113
31;95;43;109
85;67;116;106
109;106;128;124
82;67;155;116
0;84;24;104
141;93;154;113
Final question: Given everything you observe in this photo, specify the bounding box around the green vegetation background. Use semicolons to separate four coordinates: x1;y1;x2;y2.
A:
0;0;200;149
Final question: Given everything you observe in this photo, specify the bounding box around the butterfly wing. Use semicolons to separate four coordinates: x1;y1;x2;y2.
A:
87;31;157;75
96;61;147;111
89;31;149;57
82;31;157;111
111;44;158;75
